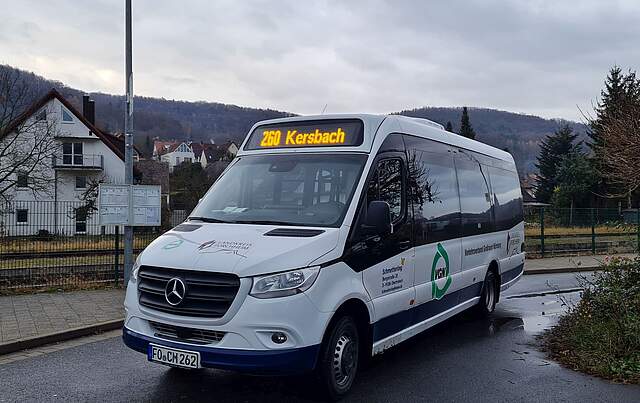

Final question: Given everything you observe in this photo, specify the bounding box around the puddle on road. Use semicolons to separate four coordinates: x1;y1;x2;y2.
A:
496;291;582;334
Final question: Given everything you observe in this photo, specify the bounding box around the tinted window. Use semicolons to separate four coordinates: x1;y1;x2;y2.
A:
366;159;404;222
409;149;460;244
456;158;493;236
488;167;523;230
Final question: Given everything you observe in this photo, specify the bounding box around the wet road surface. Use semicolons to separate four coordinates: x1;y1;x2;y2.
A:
1;272;639;402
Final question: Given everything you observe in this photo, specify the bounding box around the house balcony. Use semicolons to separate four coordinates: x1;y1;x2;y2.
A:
52;154;103;170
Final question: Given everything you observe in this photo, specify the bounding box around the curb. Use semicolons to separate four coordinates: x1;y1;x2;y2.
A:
0;319;124;356
524;266;599;275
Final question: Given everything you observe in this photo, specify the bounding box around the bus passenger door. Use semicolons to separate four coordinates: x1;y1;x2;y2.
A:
456;157;496;300
345;155;415;337
408;148;463;308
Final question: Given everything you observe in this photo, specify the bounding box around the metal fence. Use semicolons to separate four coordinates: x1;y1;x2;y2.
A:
524;206;640;257
0;200;185;292
2;201;639;292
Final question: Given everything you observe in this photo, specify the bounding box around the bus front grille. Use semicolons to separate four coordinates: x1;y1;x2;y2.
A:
149;321;226;345
137;266;240;318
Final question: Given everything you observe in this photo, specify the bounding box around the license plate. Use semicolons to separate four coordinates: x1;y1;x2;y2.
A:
148;344;200;369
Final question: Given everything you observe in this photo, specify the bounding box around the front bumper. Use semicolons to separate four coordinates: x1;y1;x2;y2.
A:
123;327;320;374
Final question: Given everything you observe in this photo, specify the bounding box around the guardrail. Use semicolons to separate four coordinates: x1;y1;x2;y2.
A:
52;154;104;169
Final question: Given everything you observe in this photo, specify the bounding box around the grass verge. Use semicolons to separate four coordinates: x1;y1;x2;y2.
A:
543;256;640;383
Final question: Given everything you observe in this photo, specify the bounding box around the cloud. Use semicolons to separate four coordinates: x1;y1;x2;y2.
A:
0;0;638;120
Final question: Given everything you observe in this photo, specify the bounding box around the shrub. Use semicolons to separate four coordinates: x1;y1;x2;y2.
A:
545;256;640;383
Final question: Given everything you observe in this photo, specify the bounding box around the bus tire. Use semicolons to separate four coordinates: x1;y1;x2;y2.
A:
316;315;360;401
475;270;498;316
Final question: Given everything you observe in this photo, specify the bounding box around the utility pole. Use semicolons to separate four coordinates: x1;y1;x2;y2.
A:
123;0;134;284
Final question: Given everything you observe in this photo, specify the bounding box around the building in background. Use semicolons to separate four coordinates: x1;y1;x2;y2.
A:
152;141;194;172
520;173;545;206
154;140;238;171
0;89;139;235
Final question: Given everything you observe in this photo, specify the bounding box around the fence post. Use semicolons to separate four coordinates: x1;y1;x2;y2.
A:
591;208;596;255
114;226;120;286
540;207;545;258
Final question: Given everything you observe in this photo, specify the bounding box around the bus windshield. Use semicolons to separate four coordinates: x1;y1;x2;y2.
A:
189;153;367;227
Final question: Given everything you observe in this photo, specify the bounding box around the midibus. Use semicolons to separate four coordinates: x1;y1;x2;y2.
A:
123;114;525;399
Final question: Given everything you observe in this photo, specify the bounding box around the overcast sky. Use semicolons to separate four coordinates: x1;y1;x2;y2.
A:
1;0;639;121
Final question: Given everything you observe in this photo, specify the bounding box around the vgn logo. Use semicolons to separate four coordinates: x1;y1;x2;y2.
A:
431;243;452;300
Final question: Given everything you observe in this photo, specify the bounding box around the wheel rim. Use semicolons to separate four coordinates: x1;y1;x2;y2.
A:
485;277;495;311
332;333;357;387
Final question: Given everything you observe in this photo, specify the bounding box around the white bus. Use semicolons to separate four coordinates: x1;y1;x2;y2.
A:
123;114;525;399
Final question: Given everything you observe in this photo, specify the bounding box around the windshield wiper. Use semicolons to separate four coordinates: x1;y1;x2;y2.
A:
188;216;230;223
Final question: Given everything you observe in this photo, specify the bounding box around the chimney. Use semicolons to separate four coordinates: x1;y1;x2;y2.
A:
82;95;90;118
87;100;96;125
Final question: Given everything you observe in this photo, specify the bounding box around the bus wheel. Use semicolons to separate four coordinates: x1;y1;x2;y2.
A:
317;315;360;401
476;270;498;316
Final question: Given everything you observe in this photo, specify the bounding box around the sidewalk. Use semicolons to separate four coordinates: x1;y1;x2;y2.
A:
1;253;637;356
0;289;124;354
524;253;637;274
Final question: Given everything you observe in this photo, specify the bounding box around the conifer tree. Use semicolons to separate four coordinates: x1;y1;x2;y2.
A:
459;107;476;139
445;121;453;132
589;66;629;151
589;66;640;202
535;125;578;203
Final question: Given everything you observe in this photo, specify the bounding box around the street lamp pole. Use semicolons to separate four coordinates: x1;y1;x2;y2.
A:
123;0;134;284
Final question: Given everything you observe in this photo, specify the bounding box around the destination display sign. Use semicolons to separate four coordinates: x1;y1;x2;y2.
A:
244;119;364;150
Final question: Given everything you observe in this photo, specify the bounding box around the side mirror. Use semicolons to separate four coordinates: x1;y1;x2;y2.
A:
363;201;392;236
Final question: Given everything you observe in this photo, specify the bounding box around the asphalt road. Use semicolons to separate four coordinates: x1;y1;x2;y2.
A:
1;272;639;403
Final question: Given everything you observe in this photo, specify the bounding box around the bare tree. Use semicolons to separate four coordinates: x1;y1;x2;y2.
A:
70;174;110;221
0;66;59;203
593;104;640;199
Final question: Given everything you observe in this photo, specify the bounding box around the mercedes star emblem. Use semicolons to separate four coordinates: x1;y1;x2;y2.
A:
165;277;186;306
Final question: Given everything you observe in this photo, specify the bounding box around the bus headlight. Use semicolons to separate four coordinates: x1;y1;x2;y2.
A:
250;266;320;298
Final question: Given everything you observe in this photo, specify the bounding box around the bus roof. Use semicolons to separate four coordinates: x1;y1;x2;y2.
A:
238;114;514;164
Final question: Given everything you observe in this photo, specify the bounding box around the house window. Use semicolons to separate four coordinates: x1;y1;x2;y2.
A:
61;107;74;123
75;176;87;189
16;172;28;188
35;109;47;121
16;209;28;224
63;142;83;165
176;157;181;165
184;157;192;164
75;208;87;233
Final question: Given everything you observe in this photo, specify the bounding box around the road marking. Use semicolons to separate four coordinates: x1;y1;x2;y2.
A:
0;330;120;365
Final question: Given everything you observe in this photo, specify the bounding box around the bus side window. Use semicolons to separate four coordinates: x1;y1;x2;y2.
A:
488;166;524;231
456;159;493;236
365;159;404;223
410;151;461;244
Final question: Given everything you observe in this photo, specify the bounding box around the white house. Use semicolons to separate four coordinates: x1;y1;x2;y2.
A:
152;141;194;172
192;141;238;169
154;140;238;171
0;89;138;236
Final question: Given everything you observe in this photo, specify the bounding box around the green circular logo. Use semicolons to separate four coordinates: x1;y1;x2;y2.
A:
431;243;452;300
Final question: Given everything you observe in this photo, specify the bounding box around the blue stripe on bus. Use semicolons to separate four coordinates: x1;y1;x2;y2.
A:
372;263;524;343
501;263;524;284
372;282;483;342
122;327;320;374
